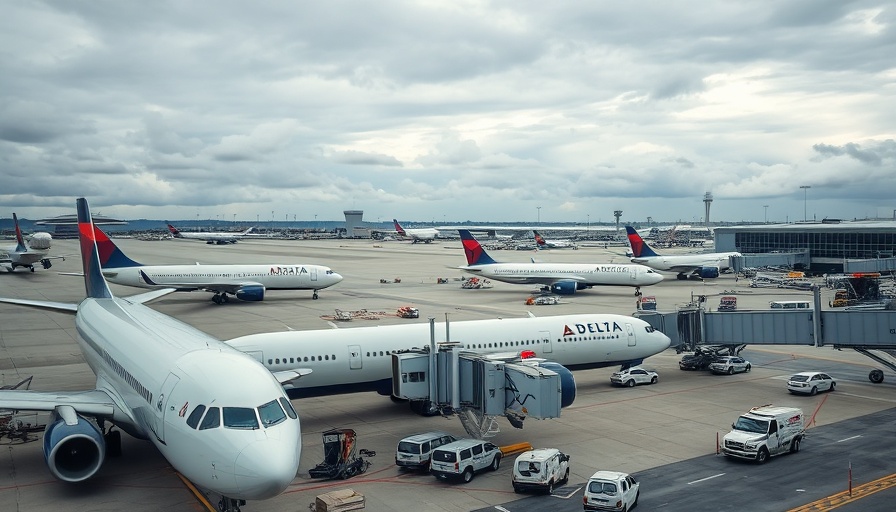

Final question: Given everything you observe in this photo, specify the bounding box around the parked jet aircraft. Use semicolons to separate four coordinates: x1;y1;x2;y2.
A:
533;230;577;250
1;213;57;272
458;230;663;295
166;223;253;244
625;226;741;280
393;219;439;243
227;313;672;404
91;225;342;303
0;198;301;510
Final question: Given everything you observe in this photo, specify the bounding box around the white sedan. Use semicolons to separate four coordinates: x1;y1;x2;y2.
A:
787;372;836;395
709;356;751;375
610;367;659;387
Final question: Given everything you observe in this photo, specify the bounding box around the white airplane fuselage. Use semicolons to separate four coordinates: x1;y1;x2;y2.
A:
631;252;741;272
102;264;343;291
73;297;301;500
227;314;672;397
461;263;664;287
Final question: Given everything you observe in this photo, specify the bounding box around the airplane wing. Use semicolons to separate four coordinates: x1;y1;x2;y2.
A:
121;288;178;305
0;389;116;417
271;368;313;387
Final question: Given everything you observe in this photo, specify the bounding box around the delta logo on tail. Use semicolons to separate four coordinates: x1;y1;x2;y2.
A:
458;230;497;265
534;232;547;247
90;225;143;269
625;227;658;258
392;219;407;236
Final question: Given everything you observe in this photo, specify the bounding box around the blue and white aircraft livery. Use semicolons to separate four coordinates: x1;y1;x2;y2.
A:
92;225;342;303
166;223;253;244
1;213;56;272
227;313;672;399
0;199;301;508
625;226;742;280
458;229;663;295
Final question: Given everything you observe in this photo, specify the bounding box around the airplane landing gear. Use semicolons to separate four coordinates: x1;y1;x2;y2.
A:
312;290;319;300
212;293;230;304
29;265;35;272
41;259;52;269
217;497;245;512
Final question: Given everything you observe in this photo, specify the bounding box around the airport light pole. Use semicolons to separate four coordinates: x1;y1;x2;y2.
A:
763;205;768;223
800;186;811;221
537;206;541;225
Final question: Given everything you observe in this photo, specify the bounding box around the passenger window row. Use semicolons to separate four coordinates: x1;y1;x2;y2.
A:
268;355;336;365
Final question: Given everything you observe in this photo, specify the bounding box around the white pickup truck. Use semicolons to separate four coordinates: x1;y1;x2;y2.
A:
722;405;805;463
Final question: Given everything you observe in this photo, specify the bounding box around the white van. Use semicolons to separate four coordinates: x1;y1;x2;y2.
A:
511;448;570;494
583;470;640;511
430;438;502;483
395;431;456;470
722;405;805;463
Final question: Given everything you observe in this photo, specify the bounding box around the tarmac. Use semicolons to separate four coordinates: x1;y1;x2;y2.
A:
1;237;895;512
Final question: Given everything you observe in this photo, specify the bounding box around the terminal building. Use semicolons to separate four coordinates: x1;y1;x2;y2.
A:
714;220;896;274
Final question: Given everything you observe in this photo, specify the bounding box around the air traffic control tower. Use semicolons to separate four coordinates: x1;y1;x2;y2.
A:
343;210;368;238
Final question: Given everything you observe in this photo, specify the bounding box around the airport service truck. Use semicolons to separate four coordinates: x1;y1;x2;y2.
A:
721;405;805;463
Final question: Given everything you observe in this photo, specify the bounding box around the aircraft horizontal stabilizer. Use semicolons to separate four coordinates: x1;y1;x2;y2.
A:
0;297;78;314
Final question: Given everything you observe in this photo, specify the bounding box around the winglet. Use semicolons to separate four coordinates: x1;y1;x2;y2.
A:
12;213;27;252
625;226;659;258
77;198;113;299
392;219;406;236
458;230;497;265
91;224;143;269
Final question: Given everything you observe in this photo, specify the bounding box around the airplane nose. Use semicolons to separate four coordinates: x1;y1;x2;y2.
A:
234;438;300;500
331;272;344;283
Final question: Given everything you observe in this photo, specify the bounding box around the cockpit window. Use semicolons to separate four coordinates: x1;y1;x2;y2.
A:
279;397;298;419
644;326;655;333
223;407;259;430
258;399;287;427
186;404;206;429
199;407;220;430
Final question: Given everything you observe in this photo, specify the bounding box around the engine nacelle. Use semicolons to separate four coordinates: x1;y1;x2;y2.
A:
235;285;266;301
28;232;53;250
697;266;720;279
43;412;105;482
537;361;577;408
550;281;588;295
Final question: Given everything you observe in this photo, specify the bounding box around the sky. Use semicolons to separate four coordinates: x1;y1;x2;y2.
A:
1;1;895;226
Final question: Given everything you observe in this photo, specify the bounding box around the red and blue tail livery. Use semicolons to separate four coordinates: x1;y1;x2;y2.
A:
625;226;658;258
76;198;113;299
458;230;497;265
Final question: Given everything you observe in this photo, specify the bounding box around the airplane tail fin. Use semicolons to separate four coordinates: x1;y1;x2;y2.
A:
166;223;183;237
625;226;659;258
77;198;113;299
392;219;407;236
12;213;28;252
91;225;143;268
458;230;497;265
533;230;547;248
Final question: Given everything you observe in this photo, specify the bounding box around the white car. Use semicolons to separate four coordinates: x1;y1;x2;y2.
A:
583;470;640;511
430;439;502;483
787;371;836;395
610;366;658;387
709;356;751;375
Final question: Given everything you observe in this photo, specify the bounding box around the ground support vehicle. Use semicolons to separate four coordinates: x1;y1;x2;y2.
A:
787;372;836;395
512;448;570;494
610;367;658;387
309;429;374;480
395;431;456;470
583;470;639;511
430;439;501;483
722;405;805;463
710;356;751;375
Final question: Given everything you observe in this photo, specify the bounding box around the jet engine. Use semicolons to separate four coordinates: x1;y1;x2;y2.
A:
43;409;106;482
27;232;52;250
235;285;266;301
697;266;720;279
536;361;577;408
550;281;589;295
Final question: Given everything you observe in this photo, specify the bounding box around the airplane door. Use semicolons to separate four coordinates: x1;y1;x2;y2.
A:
311;268;318;282
156;372;180;442
540;331;552;354
625;323;636;347
349;345;363;370
245;350;263;363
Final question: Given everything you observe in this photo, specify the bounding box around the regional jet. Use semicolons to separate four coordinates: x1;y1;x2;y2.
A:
458;230;663;295
91;225;342;303
533;230;577;250
1;213;58;272
227;313;672;408
0;198;301;511
393;219;439;243
166;222;253;244
625;226;741;280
